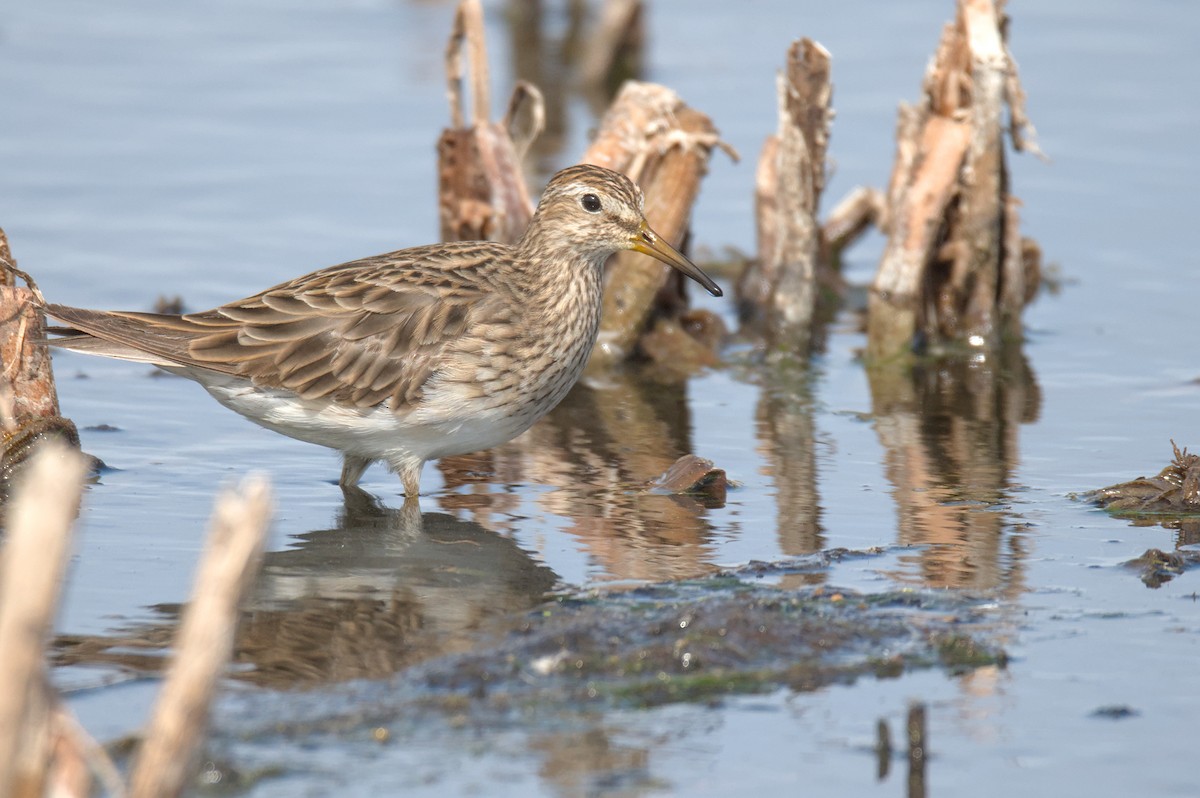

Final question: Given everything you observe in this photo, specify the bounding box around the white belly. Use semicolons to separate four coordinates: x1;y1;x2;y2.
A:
188;370;535;467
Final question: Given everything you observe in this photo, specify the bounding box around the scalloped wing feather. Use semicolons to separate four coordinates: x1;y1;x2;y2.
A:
48;242;512;411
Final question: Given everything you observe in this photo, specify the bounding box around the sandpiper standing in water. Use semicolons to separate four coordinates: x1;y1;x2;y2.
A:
47;164;722;495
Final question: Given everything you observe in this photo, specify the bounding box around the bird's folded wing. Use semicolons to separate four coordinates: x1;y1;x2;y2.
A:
48;246;510;410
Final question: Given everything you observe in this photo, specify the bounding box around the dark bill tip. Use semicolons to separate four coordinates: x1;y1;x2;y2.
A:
631;224;723;298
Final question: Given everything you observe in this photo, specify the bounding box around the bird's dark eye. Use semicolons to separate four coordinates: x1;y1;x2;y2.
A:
581;193;602;213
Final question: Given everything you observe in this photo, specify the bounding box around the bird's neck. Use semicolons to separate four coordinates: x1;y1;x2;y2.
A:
511;221;609;380
514;225;608;302
520;250;607;311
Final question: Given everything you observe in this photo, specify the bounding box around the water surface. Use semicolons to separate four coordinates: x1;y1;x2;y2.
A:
1;0;1198;795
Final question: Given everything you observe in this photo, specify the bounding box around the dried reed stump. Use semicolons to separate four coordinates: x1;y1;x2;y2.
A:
0;444;96;798
579;0;645;92
867;0;1042;361
129;476;272;798
582;81;731;369
822;186;887;261
437;0;543;244
0;229;80;498
737;39;833;354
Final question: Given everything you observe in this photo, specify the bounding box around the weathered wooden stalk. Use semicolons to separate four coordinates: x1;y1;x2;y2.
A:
439;7;723;369
867;0;1041;361
437;0;542;245
738;38;833;353
580;81;726;369
0;228;81;497
579;0;645;90
958;0;1007;341
821;186;886;258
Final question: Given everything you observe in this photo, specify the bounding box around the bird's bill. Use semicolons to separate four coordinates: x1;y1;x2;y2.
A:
631;222;723;297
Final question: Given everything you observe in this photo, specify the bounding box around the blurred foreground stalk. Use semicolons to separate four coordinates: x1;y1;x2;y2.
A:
0;443;90;798
0;439;272;798
129;476;271;798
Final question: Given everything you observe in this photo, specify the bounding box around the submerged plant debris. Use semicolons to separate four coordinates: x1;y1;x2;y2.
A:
1122;547;1200;589
1083;442;1200;578
1085;441;1200;516
165;550;1008;791
415;577;1004;708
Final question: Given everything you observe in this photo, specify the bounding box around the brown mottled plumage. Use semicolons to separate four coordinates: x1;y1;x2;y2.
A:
47;165;721;496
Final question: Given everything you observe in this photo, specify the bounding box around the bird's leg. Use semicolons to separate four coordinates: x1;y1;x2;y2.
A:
391;460;422;497
339;455;372;488
400;467;421;498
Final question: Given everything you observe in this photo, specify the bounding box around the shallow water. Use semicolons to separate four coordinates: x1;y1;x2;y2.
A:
2;0;1200;795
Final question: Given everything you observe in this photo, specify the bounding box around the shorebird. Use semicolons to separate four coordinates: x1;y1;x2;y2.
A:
46;164;722;495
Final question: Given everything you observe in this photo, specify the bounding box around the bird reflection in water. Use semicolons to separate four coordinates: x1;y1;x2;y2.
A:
55;494;558;687
56;363;730;684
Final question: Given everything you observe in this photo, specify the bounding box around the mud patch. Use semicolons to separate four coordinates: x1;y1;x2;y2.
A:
195;552;1005;789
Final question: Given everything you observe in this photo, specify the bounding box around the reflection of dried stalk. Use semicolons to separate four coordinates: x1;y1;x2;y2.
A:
129;477;272;798
739;39;832;352
907;702;927;798
756;378;822;565
481;372;717;582
437;0;540;244
0;444;94;798
868;0;1042;360
867;346;1038;593
582;81;730;368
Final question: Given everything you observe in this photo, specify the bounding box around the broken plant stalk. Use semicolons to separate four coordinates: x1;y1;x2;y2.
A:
581;81;731;370
867;0;1042;360
437;0;543;245
0;228;81;497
